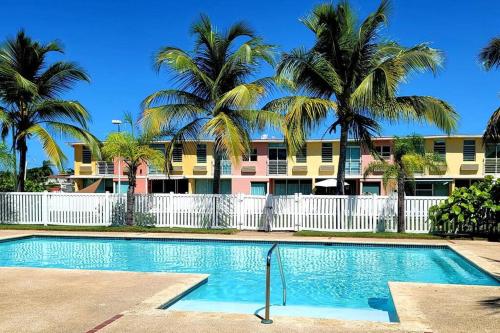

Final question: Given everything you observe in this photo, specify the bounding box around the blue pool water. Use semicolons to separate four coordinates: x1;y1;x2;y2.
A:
0;236;497;322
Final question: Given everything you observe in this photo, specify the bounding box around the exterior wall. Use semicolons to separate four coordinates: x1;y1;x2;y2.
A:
232;142;268;176
232;178;270;195
71;136;488;195
287;141;340;178
73;144;97;176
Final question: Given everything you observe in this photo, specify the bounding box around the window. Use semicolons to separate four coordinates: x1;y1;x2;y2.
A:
415;183;433;196
196;144;207;163
321;143;332;162
194;179;231;194
274;179;312;195
375;146;391;159
243;148;258;162
463;140;476;161
172;144;183;162
346;145;361;175
433;140;446;160
296;145;307;163
82;147;92;164
251;182;267;195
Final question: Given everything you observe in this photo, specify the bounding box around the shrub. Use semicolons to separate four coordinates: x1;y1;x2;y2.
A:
134;212;156;227
429;176;499;238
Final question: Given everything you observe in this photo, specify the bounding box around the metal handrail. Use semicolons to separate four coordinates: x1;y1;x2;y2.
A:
261;243;286;324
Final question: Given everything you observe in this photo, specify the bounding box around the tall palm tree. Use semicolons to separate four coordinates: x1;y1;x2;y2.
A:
102;113;165;226
141;15;281;194
364;136;445;232
479;37;500;143
265;0;457;194
0;30;99;192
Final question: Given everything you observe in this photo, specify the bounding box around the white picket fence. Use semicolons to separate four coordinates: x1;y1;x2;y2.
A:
0;192;447;233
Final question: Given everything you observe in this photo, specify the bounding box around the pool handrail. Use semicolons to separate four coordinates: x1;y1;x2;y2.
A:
261;243;286;324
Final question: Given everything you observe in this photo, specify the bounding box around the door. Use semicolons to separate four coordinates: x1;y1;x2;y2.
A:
251;182;267;195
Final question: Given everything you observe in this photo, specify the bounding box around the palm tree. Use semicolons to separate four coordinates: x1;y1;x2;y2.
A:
141;15;281;194
363;136;445;232
479;37;500;143
101;113;165;226
265;0;457;194
0;30;99;192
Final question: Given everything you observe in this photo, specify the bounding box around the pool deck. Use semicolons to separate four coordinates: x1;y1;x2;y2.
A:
0;229;498;332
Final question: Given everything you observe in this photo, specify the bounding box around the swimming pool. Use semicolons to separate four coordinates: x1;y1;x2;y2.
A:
0;236;497;322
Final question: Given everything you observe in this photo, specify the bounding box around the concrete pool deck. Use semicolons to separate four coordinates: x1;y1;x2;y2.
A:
0;230;498;332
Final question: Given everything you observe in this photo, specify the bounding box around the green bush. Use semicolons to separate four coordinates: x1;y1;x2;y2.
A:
134;212;156;227
429;176;499;238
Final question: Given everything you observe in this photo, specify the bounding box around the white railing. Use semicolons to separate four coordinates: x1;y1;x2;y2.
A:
484;158;500;174
96;161;114;175
0;192;447;233
267;160;287;175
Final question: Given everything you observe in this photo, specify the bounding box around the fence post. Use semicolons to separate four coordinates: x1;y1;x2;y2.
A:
42;191;49;226
372;194;377;233
294;193;301;231
104;191;110;226
169;192;174;228
238;193;244;230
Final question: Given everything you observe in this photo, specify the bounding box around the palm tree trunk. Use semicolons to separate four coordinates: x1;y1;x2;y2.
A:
397;175;405;233
212;145;221;195
126;166;137;226
336;124;348;195
16;137;27;192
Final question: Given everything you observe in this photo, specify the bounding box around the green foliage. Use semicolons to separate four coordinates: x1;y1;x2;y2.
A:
102;132;165;173
429;177;500;236
265;0;457;194
479;37;500;144
0;30;99;191
142;15;281;193
0;160;53;192
364;135;445;190
0;172;15;192
134;212;156;227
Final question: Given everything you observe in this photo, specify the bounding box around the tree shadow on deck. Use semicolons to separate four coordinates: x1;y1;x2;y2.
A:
478;297;500;315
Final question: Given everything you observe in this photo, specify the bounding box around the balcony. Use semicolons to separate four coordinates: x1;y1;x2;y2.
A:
345;159;361;176
221;160;232;175
148;165;165;175
267;160;287;175
96;161;114;175
485;158;500;174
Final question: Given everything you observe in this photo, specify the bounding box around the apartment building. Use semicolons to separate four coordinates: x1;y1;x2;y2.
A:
71;135;500;196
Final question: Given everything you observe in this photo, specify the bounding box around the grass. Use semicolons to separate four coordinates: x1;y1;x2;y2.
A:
0;224;239;235
294;230;443;239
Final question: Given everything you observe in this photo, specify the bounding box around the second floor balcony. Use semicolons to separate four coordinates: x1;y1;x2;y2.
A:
346;159;361;176
96;161;114;175
485;158;500;175
267;160;287;175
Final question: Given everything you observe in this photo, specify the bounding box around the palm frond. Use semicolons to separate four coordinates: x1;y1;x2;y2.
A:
483;107;500;144
27;124;65;169
380;96;458;134
203;112;250;163
479;37;500;70
33;100;91;128
216;84;265;110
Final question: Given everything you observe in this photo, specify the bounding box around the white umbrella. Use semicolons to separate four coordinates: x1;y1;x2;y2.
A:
314;179;349;188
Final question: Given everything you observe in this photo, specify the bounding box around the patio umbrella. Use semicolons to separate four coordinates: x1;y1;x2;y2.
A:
314;179;349;187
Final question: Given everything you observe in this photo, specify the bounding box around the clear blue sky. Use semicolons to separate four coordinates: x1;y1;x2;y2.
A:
2;0;500;169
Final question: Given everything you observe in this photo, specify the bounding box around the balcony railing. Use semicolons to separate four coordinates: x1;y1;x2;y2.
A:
96;161;114;175
221;160;232;175
267;160;287;175
148;165;165;175
346;159;361;175
485;158;500;174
